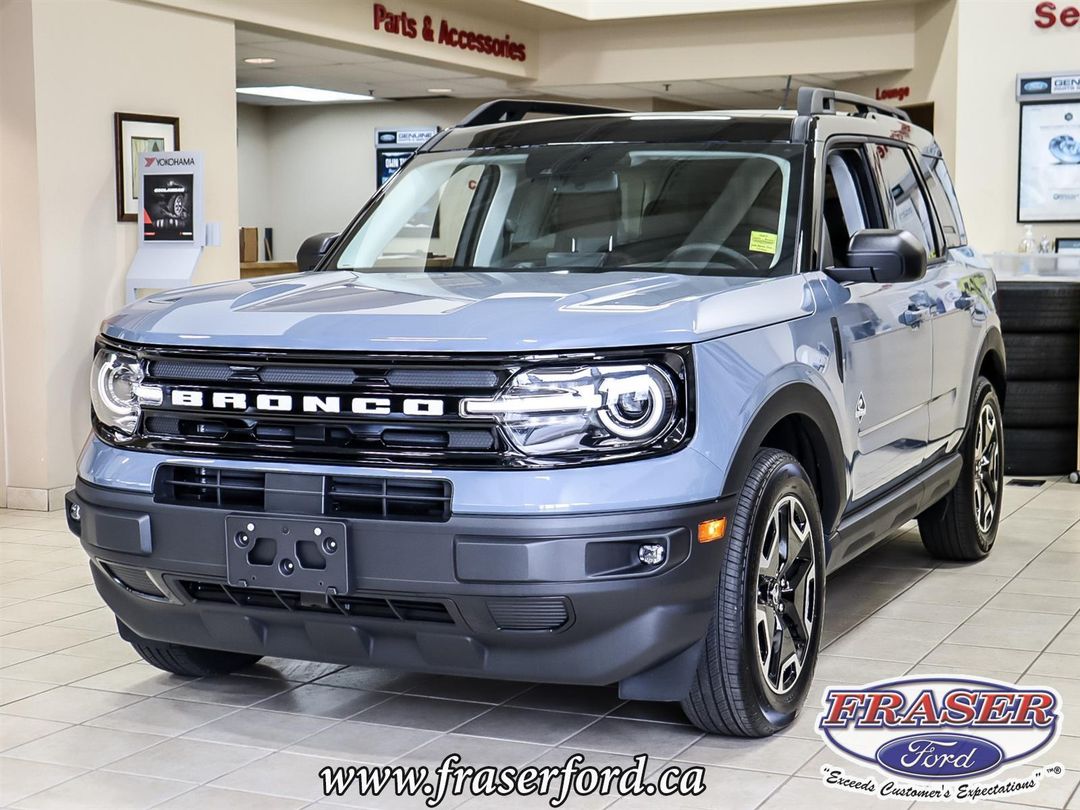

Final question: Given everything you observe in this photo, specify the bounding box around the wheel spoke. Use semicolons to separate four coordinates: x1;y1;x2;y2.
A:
759;510;781;578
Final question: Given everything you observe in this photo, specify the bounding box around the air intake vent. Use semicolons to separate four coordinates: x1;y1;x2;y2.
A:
154;465;452;522
178;580;454;624
487;597;571;631
102;564;165;598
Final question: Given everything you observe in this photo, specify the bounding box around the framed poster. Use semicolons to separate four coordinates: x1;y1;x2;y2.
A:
1018;100;1080;222
114;112;180;222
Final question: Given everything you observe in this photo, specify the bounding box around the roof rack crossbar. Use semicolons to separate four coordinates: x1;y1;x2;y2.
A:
456;99;628;128
796;87;911;123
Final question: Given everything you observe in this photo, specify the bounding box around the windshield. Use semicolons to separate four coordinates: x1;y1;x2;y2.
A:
333;142;803;277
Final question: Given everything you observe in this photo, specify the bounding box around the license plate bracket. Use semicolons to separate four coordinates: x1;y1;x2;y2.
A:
225;515;348;595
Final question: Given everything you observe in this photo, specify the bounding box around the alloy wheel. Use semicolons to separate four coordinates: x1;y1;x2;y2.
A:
754;495;817;695
973;401;1001;536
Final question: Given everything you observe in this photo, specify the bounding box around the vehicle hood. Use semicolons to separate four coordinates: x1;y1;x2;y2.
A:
103;270;814;352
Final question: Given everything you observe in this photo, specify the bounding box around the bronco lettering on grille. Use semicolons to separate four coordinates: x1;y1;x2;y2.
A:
165;390;446;416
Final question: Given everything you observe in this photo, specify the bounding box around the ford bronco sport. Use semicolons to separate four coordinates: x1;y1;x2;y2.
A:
69;88;1005;736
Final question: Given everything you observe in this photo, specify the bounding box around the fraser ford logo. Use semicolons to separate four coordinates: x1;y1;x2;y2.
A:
816;676;1064;802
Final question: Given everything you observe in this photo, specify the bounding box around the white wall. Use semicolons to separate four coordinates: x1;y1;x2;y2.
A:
0;0;240;502
244;98;478;262
953;0;1080;253
238;102;271;251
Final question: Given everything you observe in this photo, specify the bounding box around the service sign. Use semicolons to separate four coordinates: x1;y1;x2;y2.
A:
816;676;1065;802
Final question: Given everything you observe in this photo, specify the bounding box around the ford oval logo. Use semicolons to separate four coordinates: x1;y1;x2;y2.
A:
876;733;1004;779
1024;80;1050;92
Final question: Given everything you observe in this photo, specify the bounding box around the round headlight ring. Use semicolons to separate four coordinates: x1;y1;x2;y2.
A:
597;369;673;440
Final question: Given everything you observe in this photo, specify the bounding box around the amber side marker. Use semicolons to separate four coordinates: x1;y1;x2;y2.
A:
697;517;727;543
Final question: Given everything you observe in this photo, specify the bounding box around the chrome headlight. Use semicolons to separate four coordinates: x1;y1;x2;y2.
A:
90;347;160;438
461;363;682;458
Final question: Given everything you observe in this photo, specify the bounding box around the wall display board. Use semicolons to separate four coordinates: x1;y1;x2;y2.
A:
127;150;212;301
375;127;438;188
1017;72;1080;222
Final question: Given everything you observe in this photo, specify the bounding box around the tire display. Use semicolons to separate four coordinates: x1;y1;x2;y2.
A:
998;282;1079;476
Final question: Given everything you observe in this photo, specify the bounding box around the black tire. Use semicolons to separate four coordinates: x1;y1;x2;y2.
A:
120;621;261;677
918;379;1003;561
682;449;825;737
1003;380;1079;428
998;283;1080;332
1005;427;1077;475
1003;332;1078;381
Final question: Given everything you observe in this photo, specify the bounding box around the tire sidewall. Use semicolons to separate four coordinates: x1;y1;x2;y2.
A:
743;459;826;726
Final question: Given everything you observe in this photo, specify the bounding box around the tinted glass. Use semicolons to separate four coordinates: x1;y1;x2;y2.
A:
332;143;805;278
869;143;940;260
926;157;967;248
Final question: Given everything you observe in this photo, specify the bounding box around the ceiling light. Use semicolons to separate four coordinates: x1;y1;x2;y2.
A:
243;57;276;65
236;86;375;103
428;88;453;94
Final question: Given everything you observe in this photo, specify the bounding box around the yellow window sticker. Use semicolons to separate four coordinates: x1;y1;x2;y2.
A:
749;231;778;254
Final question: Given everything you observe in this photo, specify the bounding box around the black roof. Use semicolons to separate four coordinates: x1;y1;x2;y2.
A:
425;111;802;152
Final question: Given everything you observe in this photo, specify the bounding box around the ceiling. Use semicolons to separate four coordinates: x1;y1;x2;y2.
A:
235;26;887;108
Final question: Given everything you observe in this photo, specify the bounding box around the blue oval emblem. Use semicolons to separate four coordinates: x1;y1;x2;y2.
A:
1024;80;1050;93
876;733;1004;779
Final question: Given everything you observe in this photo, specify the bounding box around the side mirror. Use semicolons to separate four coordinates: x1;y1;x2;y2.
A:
826;229;927;284
296;232;339;272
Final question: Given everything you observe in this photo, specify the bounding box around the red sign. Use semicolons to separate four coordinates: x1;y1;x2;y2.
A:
1035;1;1080;27
373;4;527;62
875;86;911;103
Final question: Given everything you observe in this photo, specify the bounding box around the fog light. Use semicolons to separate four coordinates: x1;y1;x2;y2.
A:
638;544;665;565
698;517;727;543
69;503;81;522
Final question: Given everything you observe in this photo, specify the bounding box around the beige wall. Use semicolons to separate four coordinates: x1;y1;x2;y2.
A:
953;0;1079;253
537;2;915;86
0;0;239;504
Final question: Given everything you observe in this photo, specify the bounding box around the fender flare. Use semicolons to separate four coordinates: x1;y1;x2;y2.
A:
975;327;1006;405
721;382;847;536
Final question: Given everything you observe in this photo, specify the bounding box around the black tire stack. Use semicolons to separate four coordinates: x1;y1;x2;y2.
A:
998;282;1080;475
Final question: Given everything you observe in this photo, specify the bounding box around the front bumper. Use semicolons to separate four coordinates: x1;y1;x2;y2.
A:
67;479;733;697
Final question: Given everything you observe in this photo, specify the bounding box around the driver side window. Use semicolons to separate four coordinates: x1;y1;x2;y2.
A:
820;146;882;269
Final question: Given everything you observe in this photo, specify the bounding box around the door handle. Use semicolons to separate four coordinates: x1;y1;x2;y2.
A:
899;304;926;328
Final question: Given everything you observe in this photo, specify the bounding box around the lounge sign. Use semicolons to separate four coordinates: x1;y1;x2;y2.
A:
372;3;527;62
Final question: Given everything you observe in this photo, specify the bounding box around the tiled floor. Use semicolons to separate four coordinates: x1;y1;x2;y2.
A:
0;477;1078;809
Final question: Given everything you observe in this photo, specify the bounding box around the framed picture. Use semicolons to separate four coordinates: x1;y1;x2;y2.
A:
114;112;179;222
1056;237;1080;253
1017;100;1080;223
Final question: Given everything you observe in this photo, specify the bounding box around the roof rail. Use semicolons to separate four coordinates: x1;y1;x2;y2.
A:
796;87;911;123
456;99;629;128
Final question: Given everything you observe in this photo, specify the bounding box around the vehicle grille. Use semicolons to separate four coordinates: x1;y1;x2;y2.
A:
177;579;455;624
130;348;514;467
154;464;452;522
101;563;166;598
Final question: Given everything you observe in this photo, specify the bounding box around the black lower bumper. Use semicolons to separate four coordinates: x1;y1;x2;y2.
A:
67;479;733;698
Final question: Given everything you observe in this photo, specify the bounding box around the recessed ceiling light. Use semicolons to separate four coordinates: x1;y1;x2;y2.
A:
243;56;276;65
428;88;453;94
236;86;375;103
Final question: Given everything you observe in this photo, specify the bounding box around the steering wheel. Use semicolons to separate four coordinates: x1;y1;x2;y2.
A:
665;242;759;272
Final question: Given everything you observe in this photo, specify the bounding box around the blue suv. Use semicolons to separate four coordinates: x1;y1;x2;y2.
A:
68;89;1005;736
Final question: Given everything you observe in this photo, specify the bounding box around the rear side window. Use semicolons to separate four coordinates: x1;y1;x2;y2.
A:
923;157;967;248
869;143;941;260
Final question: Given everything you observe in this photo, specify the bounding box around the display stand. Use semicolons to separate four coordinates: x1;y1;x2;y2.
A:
124;150;217;302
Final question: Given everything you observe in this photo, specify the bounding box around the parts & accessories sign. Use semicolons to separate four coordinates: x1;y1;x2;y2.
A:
816;676;1065;802
373;3;527;62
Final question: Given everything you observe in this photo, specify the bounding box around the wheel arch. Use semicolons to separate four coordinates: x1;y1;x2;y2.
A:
976;328;1007;408
721;383;847;537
